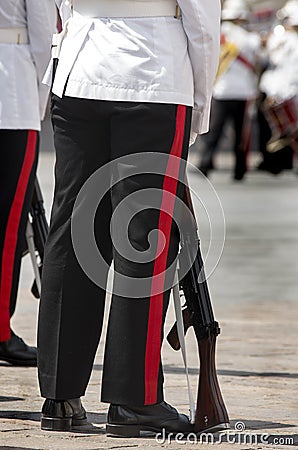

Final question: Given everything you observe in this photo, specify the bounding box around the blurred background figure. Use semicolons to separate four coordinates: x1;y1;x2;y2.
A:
197;0;261;180
0;0;55;366
257;0;298;174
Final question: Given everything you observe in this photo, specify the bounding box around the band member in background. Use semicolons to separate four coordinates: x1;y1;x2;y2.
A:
0;1;55;366
38;0;221;436
258;0;298;174
197;0;261;180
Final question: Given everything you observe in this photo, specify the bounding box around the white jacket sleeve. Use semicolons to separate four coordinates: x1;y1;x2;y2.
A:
177;0;221;134
26;0;57;120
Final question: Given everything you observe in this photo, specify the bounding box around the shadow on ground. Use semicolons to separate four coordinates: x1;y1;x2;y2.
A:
162;364;298;379
0;410;106;425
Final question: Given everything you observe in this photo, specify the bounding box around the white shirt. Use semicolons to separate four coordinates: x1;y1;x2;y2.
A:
213;21;261;101
0;0;56;130
50;0;221;134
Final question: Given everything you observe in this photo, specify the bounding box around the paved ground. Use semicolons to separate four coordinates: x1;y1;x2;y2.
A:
0;147;298;450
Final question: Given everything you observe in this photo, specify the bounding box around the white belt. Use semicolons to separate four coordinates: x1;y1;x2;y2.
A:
72;0;179;18
0;27;29;44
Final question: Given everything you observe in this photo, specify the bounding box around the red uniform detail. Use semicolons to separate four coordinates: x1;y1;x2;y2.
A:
144;105;186;405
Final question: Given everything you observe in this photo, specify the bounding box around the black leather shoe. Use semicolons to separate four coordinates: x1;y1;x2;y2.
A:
107;401;194;437
41;398;87;431
0;331;37;366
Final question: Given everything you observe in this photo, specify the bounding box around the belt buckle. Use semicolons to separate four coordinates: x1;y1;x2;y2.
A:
174;4;181;19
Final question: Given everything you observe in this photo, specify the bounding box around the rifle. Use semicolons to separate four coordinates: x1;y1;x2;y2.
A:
167;180;229;434
26;178;49;298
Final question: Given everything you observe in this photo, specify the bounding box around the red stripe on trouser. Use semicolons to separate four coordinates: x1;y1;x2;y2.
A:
144;105;186;405
0;130;37;342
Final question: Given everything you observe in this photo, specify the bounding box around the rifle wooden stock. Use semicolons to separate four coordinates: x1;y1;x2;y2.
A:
196;333;229;433
167;179;229;434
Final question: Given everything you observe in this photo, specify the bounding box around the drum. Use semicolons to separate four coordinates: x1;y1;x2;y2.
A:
263;96;298;139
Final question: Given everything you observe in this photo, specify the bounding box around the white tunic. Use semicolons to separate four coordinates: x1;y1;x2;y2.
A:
50;0;221;134
213;21;261;101
0;0;56;130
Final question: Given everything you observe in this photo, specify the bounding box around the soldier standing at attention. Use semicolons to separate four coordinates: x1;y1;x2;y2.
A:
0;0;55;366
38;0;221;436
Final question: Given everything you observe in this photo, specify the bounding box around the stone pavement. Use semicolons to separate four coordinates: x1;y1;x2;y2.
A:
0;151;298;450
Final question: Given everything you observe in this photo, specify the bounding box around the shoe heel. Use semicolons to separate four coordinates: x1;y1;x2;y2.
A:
106;423;141;438
41;416;72;431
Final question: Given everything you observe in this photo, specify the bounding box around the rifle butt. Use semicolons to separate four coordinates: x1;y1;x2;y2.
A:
195;333;229;434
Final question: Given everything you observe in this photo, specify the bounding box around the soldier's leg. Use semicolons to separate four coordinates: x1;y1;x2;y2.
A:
231;100;247;180
0;130;38;343
38;96;113;400
102;102;192;406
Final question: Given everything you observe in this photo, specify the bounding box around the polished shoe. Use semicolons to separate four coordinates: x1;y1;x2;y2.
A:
41;398;87;431
0;330;37;366
106;401;194;437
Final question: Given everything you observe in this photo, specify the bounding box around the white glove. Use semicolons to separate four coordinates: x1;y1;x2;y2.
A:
189;131;197;147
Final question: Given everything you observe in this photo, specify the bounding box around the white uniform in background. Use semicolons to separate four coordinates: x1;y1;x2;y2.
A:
260;0;298;101
260;30;298;101
214;21;260;101
197;4;261;180
49;0;221;136
0;0;56;130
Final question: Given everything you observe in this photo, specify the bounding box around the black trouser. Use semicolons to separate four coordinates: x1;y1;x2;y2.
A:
0;130;39;342
38;95;191;405
199;98;247;178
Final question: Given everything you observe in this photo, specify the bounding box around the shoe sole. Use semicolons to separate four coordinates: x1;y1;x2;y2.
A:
0;356;37;367
107;422;230;438
106;423;159;437
41;416;87;432
106;423;196;438
197;422;230;434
